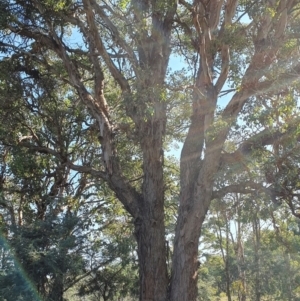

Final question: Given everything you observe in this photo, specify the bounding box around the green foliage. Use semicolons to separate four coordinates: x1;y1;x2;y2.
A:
0;59;140;300
41;0;71;12
0;214;85;301
200;194;300;300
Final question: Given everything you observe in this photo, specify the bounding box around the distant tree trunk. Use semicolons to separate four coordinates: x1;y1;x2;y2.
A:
225;217;232;301
48;273;64;301
215;210;232;301
102;283;110;301
237;236;247;300
284;253;293;301
252;213;261;301
235;195;247;301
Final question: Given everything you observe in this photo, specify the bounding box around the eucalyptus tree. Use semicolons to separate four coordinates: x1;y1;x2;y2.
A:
1;1;300;301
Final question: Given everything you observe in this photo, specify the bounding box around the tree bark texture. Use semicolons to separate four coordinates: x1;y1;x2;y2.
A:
134;120;168;301
171;149;222;301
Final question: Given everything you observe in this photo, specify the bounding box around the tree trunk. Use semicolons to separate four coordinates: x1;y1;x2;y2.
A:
284;253;292;301
216;211;232;301
216;210;231;301
170;201;206;301
225;218;232;301
135;121;168;301
170;150;221;301
48;273;64;301
236;197;247;301
252;214;261;301
135;215;168;301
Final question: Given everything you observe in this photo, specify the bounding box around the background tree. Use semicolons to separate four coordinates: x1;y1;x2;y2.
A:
0;58;140;300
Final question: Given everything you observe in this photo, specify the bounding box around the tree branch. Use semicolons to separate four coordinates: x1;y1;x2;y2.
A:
82;0;130;93
215;0;238;93
89;0;139;73
212;181;265;200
